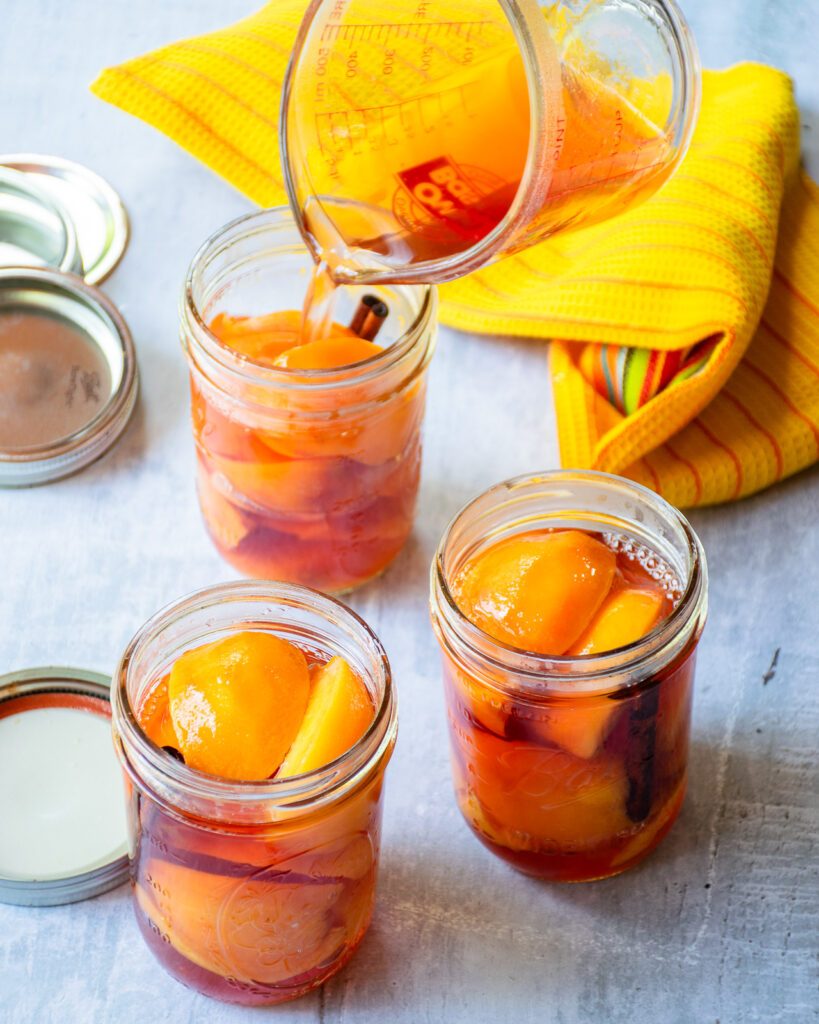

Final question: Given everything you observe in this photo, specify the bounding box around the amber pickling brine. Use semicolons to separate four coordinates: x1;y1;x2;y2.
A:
112;582;397;1005
181;209;436;593
430;471;707;882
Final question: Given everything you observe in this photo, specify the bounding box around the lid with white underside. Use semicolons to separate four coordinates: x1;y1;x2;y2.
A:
0;667;129;906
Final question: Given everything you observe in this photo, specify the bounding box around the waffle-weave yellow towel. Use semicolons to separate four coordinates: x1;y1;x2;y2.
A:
91;3;819;507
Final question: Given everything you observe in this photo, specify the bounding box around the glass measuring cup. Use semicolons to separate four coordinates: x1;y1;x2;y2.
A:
282;0;700;285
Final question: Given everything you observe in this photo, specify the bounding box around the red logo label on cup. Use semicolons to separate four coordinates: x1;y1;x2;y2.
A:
394;157;508;242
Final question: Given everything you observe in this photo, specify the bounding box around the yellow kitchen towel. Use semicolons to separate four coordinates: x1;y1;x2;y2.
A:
91;3;819;507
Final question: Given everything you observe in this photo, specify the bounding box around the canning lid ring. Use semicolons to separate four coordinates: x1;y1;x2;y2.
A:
0;166;82;276
0;154;130;285
0;266;139;487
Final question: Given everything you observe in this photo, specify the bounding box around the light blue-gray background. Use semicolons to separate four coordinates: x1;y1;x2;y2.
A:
1;2;817;1021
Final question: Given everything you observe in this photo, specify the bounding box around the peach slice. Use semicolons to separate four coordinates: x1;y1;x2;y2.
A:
206;450;350;517
568;584;667;655
196;464;252;551
519;580;667;758
190;377;273;463
274;336;382;371
444;659;508;737
258;389;423;466
459;790;524;852
168;631;310;780
257;387;424;467
525;699;622;760
138;674;178;750
208;311;302;366
207;445;414;520
278;658;374;778
453;530;616;655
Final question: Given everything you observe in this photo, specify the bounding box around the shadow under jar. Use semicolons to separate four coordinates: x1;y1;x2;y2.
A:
181;208;437;594
430;471;708;882
112;581;397;1005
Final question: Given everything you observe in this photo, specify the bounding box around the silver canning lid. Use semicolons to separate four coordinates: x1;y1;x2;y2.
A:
0;167;82;276
0;667;130;907
0;154;129;285
0;266;139;486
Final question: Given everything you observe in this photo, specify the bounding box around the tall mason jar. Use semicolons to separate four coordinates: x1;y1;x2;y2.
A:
430;471;708;882
181;208;437;593
112;581;397;1005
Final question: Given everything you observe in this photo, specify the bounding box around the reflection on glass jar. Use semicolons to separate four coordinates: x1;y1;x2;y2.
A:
430;471;707;882
112;581;397;1005
181;208;437;593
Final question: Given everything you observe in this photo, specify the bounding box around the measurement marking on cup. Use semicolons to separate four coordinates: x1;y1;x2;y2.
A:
316;86;473;122
316;86;474;154
320;21;493;44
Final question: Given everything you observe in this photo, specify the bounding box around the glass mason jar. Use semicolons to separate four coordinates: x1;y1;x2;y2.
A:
430;471;708;882
112;581;397;1006
181;208;437;594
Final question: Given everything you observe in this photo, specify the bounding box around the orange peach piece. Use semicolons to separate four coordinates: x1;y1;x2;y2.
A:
206;449;349;517
453;530;616;655
458;790;526;852
526;699;620;760
138;675;178;750
274;336;382;371
345;386;423;466
257;386;423;466
446;660;508;737
568;584;667;656
190;379;272;462
168;631;310;780
258;403;416;466
278;658;374;778
526;584;666;757
208;311;302;365
196;466;252;550
471;733;631;846
213;447;410;520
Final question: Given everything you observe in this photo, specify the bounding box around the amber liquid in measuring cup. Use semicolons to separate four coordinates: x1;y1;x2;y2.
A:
300;61;669;332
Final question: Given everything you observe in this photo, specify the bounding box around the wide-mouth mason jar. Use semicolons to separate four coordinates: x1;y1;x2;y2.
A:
181;207;437;593
112;581;397;1005
430;471;707;882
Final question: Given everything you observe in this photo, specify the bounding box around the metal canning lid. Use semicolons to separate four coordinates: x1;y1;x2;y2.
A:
0;167;82;276
0;154;129;285
0;266;139;486
0;667;130;907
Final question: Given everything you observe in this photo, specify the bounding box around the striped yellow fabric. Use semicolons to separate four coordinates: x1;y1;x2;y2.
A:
91;4;819;507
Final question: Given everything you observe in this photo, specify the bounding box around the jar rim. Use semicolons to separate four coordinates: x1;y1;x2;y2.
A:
181;206;437;395
112;580;397;813
431;469;707;695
